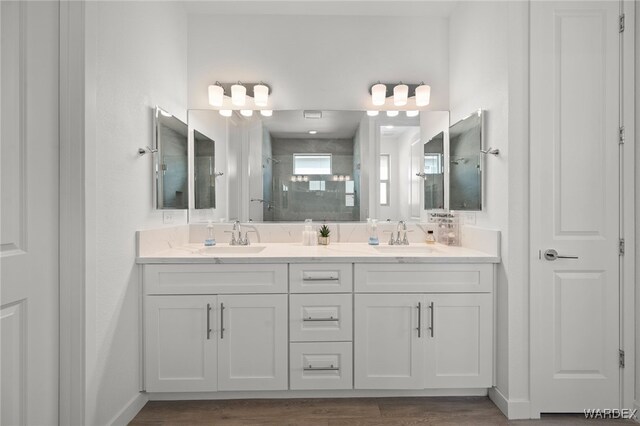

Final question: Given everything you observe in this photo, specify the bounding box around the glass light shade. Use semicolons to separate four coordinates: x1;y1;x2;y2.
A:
208;84;224;107
253;84;269;107
371;83;387;106
240;109;253;117
406;110;419;117
415;84;431;106
366;110;379;117
260;109;273;117
219;110;233;117
231;84;246;106
393;84;409;106
386;110;399;117
308;130;318;135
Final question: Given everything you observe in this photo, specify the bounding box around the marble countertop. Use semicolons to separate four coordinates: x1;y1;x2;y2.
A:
136;242;500;264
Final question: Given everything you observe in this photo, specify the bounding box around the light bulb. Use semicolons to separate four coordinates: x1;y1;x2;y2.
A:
308;130;318;135
219;109;232;117
231;83;246;106
415;84;431;107
208;84;224;107
253;84;269;107
386;110;399;117
260;110;273;117
240;109;253;117
366;110;379;117
371;83;387;106
406;110;419;117
393;84;409;106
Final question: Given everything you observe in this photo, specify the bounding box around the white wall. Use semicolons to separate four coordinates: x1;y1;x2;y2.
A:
187;14;449;111
449;0;530;416
84;2;188;424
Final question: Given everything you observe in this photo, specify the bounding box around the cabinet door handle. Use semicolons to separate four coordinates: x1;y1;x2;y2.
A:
428;302;434;337
302;276;338;281
303;317;339;322
304;364;340;371
206;303;212;340
416;302;422;338
220;302;225;339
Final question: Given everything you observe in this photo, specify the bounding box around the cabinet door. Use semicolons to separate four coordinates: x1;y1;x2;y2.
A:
354;294;426;389
218;294;288;391
145;295;217;392
424;293;492;388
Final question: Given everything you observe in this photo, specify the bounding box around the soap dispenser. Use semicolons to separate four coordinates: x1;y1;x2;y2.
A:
367;218;379;245
204;220;216;246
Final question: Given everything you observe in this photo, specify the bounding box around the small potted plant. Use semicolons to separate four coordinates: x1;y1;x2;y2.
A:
318;224;331;245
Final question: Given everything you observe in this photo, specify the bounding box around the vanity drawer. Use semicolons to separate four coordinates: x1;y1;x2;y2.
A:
290;294;353;342
289;263;352;293
354;263;493;293
144;264;287;295
290;342;353;390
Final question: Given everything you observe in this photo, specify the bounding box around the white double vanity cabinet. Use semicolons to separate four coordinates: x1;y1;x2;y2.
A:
138;225;499;398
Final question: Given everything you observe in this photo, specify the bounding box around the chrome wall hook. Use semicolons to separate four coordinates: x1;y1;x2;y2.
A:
138;146;158;156
480;147;500;156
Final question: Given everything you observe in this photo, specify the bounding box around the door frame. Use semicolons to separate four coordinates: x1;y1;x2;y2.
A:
528;0;636;416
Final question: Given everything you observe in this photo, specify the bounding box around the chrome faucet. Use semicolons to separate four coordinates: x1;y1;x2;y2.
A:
390;220;409;245
227;221;251;245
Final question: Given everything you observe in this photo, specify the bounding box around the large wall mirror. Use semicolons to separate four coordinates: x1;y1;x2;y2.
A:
153;106;188;209
184;108;484;222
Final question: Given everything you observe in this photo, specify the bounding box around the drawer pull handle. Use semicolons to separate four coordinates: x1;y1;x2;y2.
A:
304;364;340;371
206;303;212;340
417;302;422;338
302;276;339;281
220;302;225;339
303;316;339;322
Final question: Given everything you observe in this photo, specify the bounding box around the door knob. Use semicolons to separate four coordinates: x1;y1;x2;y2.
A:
543;249;578;261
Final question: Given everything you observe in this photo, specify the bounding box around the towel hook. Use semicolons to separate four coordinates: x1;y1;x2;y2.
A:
480;147;500;156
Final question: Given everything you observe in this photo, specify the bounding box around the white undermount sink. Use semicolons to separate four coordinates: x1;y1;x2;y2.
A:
373;245;437;255
198;246;266;255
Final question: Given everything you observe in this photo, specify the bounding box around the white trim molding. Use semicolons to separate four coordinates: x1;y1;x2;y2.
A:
488;387;532;420
108;393;148;426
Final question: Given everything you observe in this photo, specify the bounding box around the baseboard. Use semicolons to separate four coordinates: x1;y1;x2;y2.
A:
147;388;489;401
633;401;640;423
488;387;532;420
108;392;148;426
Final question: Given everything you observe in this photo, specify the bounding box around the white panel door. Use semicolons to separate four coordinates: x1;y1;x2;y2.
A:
218;294;288;391
354;294;425;389
424;294;492;388
531;1;621;412
0;2;59;424
145;296;218;392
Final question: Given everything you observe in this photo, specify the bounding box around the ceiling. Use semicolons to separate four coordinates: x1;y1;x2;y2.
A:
183;1;458;17
264;110;364;139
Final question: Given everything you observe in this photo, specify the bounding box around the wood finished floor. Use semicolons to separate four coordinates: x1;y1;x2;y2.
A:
129;397;635;425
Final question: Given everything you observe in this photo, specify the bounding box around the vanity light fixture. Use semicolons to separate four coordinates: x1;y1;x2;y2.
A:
208;81;272;113
260;109;273;117
219;109;233;117
308;130;318;135
366;110;379;117
371;83;387;106
406;110;419;117
368;81;431;111
240;109;253;117
386;111;399;117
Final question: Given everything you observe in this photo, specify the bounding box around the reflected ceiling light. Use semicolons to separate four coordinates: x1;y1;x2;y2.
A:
415;84;431;107
308;130;318;135
240;109;253;117
385;125;394;129
371;83;387;106
208;82;224;107
219;109;232;117
386;110;399;117
406;110;419;117
231;82;247;106
253;84;269;107
366;110;379;117
393;83;408;106
260;109;273;117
